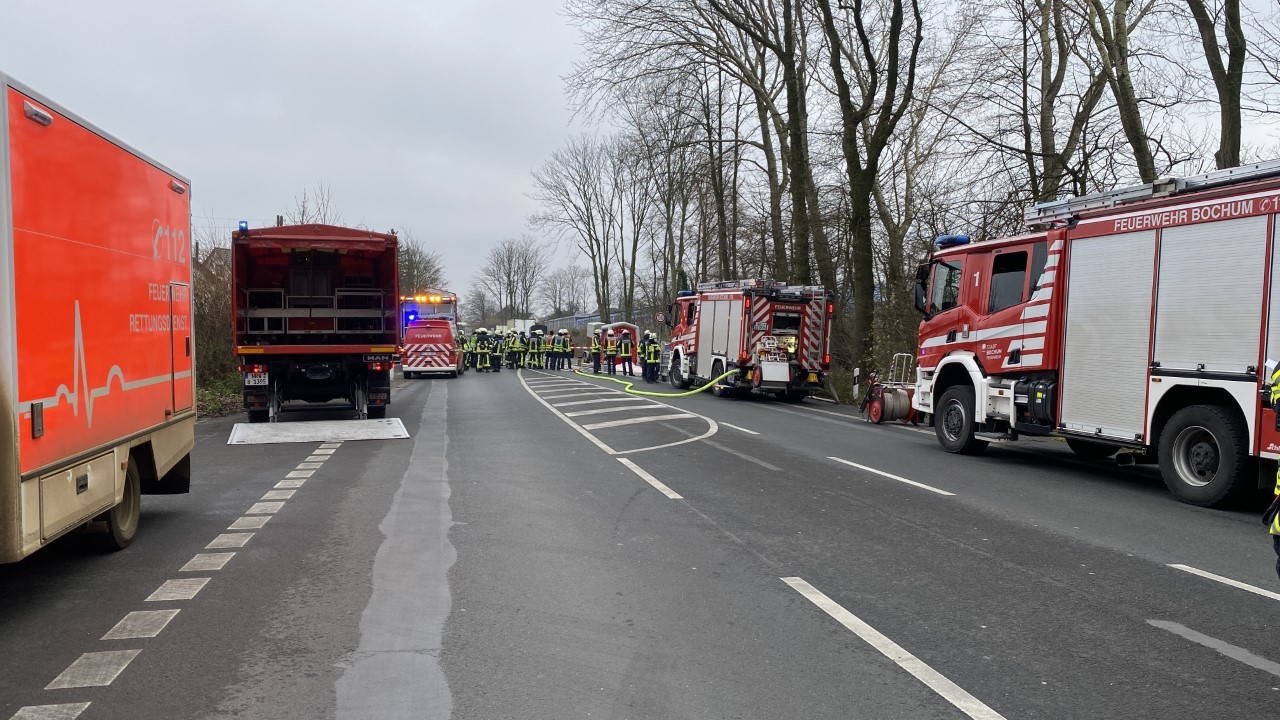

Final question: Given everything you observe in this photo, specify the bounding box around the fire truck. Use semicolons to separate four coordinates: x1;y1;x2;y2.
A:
913;160;1280;507
1;74;195;561
666;279;834;401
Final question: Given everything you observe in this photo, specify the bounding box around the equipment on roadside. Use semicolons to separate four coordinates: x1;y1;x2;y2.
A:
912;160;1280;507
861;354;917;425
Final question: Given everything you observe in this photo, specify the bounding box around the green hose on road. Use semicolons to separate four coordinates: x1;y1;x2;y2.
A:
573;368;738;398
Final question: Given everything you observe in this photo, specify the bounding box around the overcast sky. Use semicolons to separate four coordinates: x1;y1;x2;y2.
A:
1;0;584;295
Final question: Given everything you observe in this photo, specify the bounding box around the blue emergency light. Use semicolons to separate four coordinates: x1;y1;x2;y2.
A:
238;220;249;232
405;311;418;323
934;234;971;248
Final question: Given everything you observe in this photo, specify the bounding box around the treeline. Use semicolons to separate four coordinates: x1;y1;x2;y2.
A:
528;0;1280;372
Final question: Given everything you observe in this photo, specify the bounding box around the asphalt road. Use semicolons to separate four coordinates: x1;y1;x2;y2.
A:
3;365;1280;719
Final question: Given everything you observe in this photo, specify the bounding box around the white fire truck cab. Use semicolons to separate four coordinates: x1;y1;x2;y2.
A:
667;279;834;401
913;160;1280;506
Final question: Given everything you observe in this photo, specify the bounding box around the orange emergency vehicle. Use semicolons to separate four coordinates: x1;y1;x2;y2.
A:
0;74;196;562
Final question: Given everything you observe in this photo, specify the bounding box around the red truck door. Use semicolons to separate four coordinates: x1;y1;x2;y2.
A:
169;281;193;413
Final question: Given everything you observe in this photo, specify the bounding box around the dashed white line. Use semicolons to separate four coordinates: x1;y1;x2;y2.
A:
229;515;270;530
180;553;235;572
275;478;307;489
581;413;695;430
304;455;328;462
539;390;622;400
45;650;142;689
721;422;759;435
9;702;92;719
262;489;296;500
1148;620;1280;677
246;501;285;515
551;397;643;408
296;462;323;469
782;577;1006;720
101;609;180;640
618;458;682;499
146;578;210;602
286;470;314;479
564;405;666;418
828;456;955;496
1168;564;1280;602
319;443;342;449
313;448;337;455
206;533;254;549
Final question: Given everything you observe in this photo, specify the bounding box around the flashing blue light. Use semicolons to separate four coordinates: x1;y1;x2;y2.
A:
406;312;418;323
238;220;249;232
676;290;694;297
935;234;971;248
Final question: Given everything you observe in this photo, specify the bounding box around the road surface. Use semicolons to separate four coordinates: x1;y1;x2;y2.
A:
3;367;1279;719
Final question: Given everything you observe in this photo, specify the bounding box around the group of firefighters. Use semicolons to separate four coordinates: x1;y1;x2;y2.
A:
455;326;665;382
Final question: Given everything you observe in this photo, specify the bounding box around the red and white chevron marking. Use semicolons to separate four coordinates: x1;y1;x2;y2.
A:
403;343;457;368
801;299;824;367
748;298;771;355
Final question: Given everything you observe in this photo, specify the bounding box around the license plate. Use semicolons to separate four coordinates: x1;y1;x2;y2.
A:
364;354;393;362
245;372;269;386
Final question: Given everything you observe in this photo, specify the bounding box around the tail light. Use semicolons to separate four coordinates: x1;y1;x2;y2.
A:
367;362;390;371
739;352;750;365
827;301;834;315
239;364;266;373
821;353;831;370
744;297;752;308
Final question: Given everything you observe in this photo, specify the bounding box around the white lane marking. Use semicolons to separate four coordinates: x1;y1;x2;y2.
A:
539;390;623;400
146;578;210;602
9;702;92;719
304;455;328;462
552;397;643;408
286;470;315;479
564;405;668;418
828;456;955;496
206;533;254;549
704;438;782;471
262;489;296;500
296;462;324;469
319;443;342;449
1148;620;1280;677
890;424;935;436
229;515;270;530
782;578;1006;720
796;405;860;421
246;501;285;514
45;650;142;689
581;413;695;430
275;478;307;489
721;422;759;435
618;458;682;499
1168;564;1280;602
180;553;235;572
518;371;618;454
101;609;181;640
313;448;336;455
530;381;586;389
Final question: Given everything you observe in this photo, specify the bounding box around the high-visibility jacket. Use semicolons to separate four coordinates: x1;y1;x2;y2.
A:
554;336;567;352
591;337;601;353
619;339;633;356
645;341;661;363
605;339;618;356
463;336;476;352
512;336;526;352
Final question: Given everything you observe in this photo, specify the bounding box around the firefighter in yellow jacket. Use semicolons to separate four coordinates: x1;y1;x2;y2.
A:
1269;366;1280;579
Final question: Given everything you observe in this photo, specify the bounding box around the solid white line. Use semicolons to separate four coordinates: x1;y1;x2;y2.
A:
518;370;618;455
828;456;955;496
286;470;314;479
262;489;296;500
229;515;270;530
206;532;254;549
564;405;665;418
246;501;285;514
1148;620;1280;677
296;462;323;469
797;405;860;421
45;650;142;689
101;609;181;640
9;703;92;720
146;578;210;602
1168;564;1280;602
782;578;1006;720
721;422;759;435
180;553;235;572
552;397;642;408
618;458;682;499
304;455;328;462
275;478;307;489
890;424;935;436
581;413;695;430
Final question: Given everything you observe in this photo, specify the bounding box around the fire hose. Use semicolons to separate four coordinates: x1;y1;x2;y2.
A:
573;368;738;398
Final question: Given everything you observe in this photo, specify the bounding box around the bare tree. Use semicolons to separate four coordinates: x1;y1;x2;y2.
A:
1183;0;1246;169
397;229;447;293
285;182;343;225
473;236;548;321
541;265;594;317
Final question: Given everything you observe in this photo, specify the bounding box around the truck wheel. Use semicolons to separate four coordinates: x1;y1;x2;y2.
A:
1157;405;1252;507
1066;439;1117;459
367;406;387;419
868;397;885;423
935;385;988;455
670;358;692;390
711;361;726;397
101;460;141;551
247;409;268;423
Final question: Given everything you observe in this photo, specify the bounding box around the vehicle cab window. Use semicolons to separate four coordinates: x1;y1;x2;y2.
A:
930;261;963;314
988;252;1028;314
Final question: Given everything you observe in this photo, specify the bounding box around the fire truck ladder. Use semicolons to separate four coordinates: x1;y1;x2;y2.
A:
1024;158;1280;227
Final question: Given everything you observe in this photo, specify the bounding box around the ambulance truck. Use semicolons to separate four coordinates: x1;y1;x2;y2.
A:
0;74;196;561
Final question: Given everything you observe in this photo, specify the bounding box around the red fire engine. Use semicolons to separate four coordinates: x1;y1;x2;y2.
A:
913;160;1280;506
667;279;834;401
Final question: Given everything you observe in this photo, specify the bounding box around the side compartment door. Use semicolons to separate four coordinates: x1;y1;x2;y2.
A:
169;281;193;413
1060;231;1155;440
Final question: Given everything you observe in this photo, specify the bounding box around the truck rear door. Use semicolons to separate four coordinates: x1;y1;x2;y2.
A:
169;281;193;413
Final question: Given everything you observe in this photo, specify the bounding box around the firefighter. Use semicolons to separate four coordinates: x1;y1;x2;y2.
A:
645;331;662;383
463;329;477;371
490;329;504;372
474;329;491;372
557;329;572;370
591;330;602;374
504;330;518;369
618;330;635;377
1269;366;1280;579
604;329;619;375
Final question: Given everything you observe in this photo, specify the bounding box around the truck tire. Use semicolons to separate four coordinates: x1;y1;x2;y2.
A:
367;406;387;419
711;361;727;397
101;460;141;551
1157;405;1252;507
670;357;692;390
247;409;268;423
1066;438;1118;459
934;385;988;455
